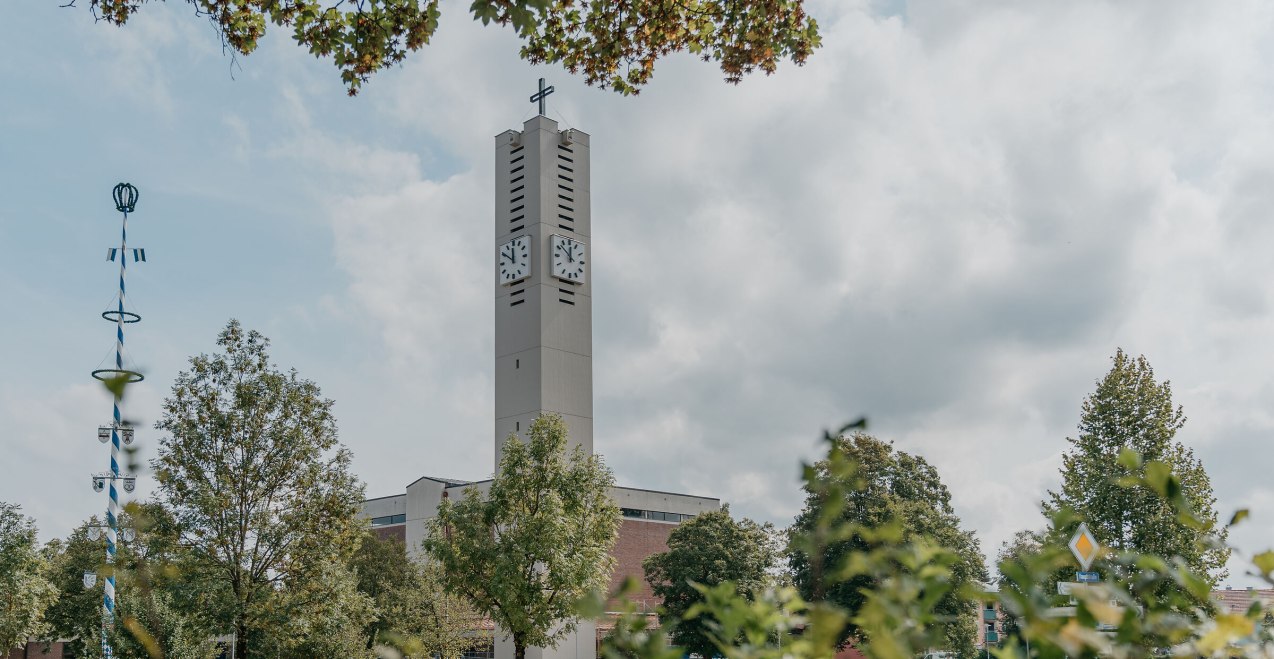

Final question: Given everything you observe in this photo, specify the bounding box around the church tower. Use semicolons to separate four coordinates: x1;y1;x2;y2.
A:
494;84;593;467
360;80;720;659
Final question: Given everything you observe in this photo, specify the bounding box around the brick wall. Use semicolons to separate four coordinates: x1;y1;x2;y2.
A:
4;641;67;658
607;518;675;612
373;524;407;542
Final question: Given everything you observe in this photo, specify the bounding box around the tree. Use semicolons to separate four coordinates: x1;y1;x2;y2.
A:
1044;349;1229;597
42;505;223;659
423;414;620;659
381;560;487;659
350;530;483;658
0;503;58;653
153;319;369;659
787;433;988;656
642;506;777;658
74;0;820;96
993;529;1045;643
351;532;416;650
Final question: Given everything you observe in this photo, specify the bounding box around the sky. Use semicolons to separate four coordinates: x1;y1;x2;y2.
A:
1;0;1272;586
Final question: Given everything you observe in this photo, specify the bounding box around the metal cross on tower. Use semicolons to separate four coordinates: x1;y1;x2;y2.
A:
89;182;148;658
530;77;555;116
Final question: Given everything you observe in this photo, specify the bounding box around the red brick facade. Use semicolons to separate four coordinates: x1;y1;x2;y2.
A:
373;523;407;542
4;641;67;659
607;518;675;612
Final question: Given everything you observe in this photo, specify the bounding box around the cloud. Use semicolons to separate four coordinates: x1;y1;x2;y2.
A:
5;0;1273;583
285;0;1274;577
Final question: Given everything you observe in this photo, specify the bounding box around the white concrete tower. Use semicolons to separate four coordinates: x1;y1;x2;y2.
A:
493;106;593;467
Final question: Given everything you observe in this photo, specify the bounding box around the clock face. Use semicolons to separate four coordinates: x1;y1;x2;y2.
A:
551;235;587;283
498;235;531;284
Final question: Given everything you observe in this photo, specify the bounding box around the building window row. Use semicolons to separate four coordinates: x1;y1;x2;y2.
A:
621;508;695;523
370;513;406;526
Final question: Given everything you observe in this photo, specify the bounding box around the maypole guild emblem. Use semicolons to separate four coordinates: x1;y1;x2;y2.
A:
1068;522;1101;571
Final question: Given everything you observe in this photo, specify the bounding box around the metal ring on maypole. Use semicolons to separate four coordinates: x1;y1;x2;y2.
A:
91;369;145;383
101;310;141;323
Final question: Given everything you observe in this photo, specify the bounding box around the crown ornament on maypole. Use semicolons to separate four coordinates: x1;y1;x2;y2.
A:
89;182;148;658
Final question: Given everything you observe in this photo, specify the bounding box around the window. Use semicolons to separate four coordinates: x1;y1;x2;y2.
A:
370;514;405;526
619;508;695;522
463;642;495;659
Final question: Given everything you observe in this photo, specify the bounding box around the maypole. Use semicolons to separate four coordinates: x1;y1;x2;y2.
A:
90;183;146;658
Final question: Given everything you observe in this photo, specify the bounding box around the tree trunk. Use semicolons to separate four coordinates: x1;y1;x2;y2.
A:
514;633;526;659
235;618;248;659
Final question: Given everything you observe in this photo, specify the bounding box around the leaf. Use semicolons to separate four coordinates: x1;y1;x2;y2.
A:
1253;550;1274;577
1196;613;1254;655
1116;447;1142;469
1228;509;1249;527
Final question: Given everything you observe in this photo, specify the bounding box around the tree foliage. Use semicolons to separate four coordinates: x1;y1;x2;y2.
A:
351;532;417;651
152;319;369;658
1044;349;1229;598
351;531;485;658
787;432;988;656
424;414;620;659
380;557;487;659
40;504;222;659
76;0;820;95
605;420;1274;659
642;506;777;658
0;502;58;653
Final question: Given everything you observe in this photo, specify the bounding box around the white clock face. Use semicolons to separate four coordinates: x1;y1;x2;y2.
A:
498;236;531;284
551;235;586;283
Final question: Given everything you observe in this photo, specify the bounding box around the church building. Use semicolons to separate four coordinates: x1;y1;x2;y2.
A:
360;87;721;659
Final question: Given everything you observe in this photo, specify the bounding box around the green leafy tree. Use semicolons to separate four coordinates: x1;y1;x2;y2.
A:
0;502;58;653
42;504;222;659
642;506;777;657
350;530;483;658
251;557;376;658
380;559;487;659
787;432;988;656
153;319;368;659
606;420;1274;659
73;0;820;96
424;414;620;659
1044;349;1229;599
994;529;1045;643
351;532;416;650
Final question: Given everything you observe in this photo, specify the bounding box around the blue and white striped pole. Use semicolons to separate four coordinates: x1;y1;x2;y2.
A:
91;182;144;659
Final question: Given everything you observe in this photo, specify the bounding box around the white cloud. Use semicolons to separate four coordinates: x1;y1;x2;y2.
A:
4;0;1274;585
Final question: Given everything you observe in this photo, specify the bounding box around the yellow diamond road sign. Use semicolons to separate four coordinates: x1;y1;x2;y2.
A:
1069;522;1100;570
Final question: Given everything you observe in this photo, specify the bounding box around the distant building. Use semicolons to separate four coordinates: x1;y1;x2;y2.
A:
978;599;1002;648
1214;586;1274;615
